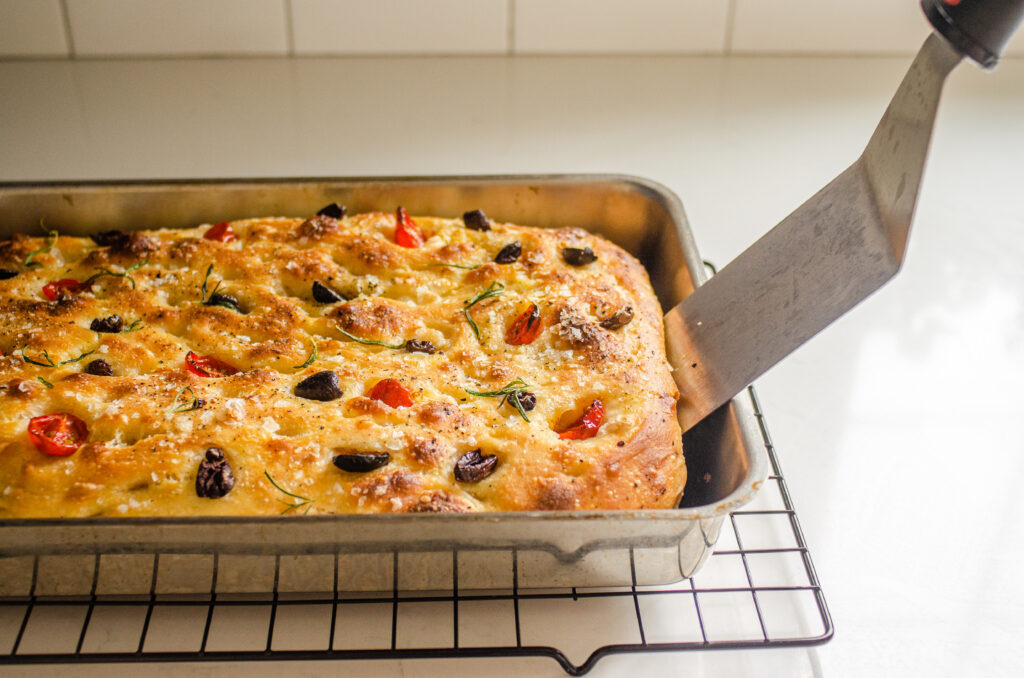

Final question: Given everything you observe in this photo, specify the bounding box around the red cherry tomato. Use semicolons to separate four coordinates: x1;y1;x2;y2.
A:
558;400;605;440
394;207;424;248
28;413;88;457
185;351;239;378
42;278;86;301
203;221;238;243
506;303;543;345
368;378;413;408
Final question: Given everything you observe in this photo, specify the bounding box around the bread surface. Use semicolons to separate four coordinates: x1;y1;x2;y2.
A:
0;209;684;517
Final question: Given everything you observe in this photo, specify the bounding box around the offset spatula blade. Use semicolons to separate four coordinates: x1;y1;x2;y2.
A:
666;34;963;432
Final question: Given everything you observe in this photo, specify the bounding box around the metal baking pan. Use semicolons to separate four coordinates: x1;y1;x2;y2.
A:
0;175;768;594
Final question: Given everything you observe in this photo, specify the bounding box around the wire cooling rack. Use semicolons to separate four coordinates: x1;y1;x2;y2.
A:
0;388;831;675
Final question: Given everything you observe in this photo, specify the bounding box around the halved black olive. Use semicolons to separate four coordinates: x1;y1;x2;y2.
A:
312;281;344;304
294;370;344;401
454;449;498;483
0;269;18;280
90;230;132;249
90;314;124;333
510;391;536;412
463;209;490;232
404;339;437;354
333;452;390;473
600;306;634;330
494;241;522;265
204;292;240;312
196;447;235;499
84;359;113;376
562;247;597;266
317;203;347;219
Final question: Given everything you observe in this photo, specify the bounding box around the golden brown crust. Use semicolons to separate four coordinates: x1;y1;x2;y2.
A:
0;211;684;517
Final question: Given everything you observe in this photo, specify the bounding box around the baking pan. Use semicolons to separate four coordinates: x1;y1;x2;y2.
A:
0;175;768;594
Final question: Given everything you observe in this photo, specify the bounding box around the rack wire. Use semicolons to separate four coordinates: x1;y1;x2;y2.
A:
0;387;831;675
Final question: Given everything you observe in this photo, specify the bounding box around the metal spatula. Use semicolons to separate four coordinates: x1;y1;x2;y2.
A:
666;0;1024;432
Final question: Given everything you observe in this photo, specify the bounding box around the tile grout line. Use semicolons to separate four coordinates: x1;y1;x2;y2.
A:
58;0;76;59
284;0;295;56
507;0;516;55
724;0;737;55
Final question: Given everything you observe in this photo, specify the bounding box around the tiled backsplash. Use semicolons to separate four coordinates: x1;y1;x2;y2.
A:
3;0;1023;58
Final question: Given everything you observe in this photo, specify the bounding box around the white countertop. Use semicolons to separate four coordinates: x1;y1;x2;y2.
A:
2;52;1023;678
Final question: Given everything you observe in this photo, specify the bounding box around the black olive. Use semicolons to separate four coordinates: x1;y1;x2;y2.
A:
90;314;124;333
404;339;437;354
510;391;537;411
204;292;240;312
312;281;344;304
0;269;18;280
599;306;634;330
84;359;113;376
333;452;390;473
90;230;132;248
195;447;235;499
317;203;347;219
562;246;597;266
494;241;522;265
294;370;344;401
463;209;490;232
454;449;498;483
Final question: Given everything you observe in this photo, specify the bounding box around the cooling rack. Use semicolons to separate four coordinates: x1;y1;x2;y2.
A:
0;387;832;675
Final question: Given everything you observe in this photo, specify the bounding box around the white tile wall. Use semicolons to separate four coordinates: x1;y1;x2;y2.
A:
731;0;929;54
291;0;508;55
66;0;288;57
0;0;68;57
0;0;1021;59
514;0;729;54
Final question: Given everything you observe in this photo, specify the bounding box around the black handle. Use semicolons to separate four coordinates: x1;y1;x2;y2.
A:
922;0;1024;68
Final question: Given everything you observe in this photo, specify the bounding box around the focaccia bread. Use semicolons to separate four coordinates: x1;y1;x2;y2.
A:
0;206;684;517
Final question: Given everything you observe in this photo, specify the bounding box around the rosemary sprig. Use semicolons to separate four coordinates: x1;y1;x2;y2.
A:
36;376;54;389
21;346;56;367
20;346;96;367
168;385;204;413
425;262;483;271
24;229;58;268
81;259;148;290
122;318;144;333
338;328;405;350
264;470;316;514
293;341;318;369
463;281;505;342
199;263;223;302
465;377;532;422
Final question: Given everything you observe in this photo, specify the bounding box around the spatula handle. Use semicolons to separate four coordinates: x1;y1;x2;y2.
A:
922;0;1024;68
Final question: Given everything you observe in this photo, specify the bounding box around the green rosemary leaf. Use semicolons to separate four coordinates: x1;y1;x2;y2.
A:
122;318;144;333
58;348;97;366
465;377;532;422
338;328;405;350
81;259;148;290
425;262;483;271
36;376;54;389
21;346;56;368
462;281;505;342
169;386;204;413
293;341;318;369
24;229;58;268
200;264;214;300
265;470;316;514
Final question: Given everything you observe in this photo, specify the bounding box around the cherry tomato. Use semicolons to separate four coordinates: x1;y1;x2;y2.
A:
506;303;543;345
42;278;86;301
203;221;238;243
558;400;605;440
368;378;413;408
394;207;424;248
185;351;239;377
28;413;88;457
